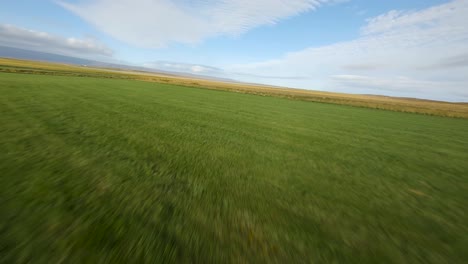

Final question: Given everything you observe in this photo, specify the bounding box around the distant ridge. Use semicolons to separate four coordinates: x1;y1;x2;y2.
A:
0;46;237;82
0;46;97;65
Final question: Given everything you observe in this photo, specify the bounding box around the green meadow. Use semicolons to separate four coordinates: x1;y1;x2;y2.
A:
1;72;467;263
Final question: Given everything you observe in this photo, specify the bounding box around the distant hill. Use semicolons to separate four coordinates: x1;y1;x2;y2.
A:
0;46;98;65
0;46;236;82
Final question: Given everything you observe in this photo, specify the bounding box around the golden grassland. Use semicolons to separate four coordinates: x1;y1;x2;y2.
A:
1;57;467;118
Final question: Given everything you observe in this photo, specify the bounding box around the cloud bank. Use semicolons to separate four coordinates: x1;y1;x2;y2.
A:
0;24;113;58
143;61;224;75
228;0;468;101
143;60;310;80
58;0;331;47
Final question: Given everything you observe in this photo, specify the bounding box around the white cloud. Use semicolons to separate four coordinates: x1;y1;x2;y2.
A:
228;0;468;101
191;65;209;73
57;0;330;47
0;24;113;58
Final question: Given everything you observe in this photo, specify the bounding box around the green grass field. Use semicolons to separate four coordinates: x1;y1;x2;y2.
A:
1;72;467;263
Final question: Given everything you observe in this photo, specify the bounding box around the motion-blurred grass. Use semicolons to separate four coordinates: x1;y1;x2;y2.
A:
1;72;467;263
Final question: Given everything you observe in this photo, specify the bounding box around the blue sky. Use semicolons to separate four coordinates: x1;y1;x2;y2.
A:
1;0;467;101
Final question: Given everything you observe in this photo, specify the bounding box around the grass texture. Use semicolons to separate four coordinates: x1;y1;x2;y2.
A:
1;72;467;263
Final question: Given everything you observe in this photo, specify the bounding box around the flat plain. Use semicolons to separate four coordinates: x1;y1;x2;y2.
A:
0;65;467;263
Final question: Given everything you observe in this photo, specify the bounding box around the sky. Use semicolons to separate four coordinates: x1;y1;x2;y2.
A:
1;0;467;101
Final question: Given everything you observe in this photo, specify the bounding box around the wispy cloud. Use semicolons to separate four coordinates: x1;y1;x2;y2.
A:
57;0;332;47
228;0;468;101
0;24;113;58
